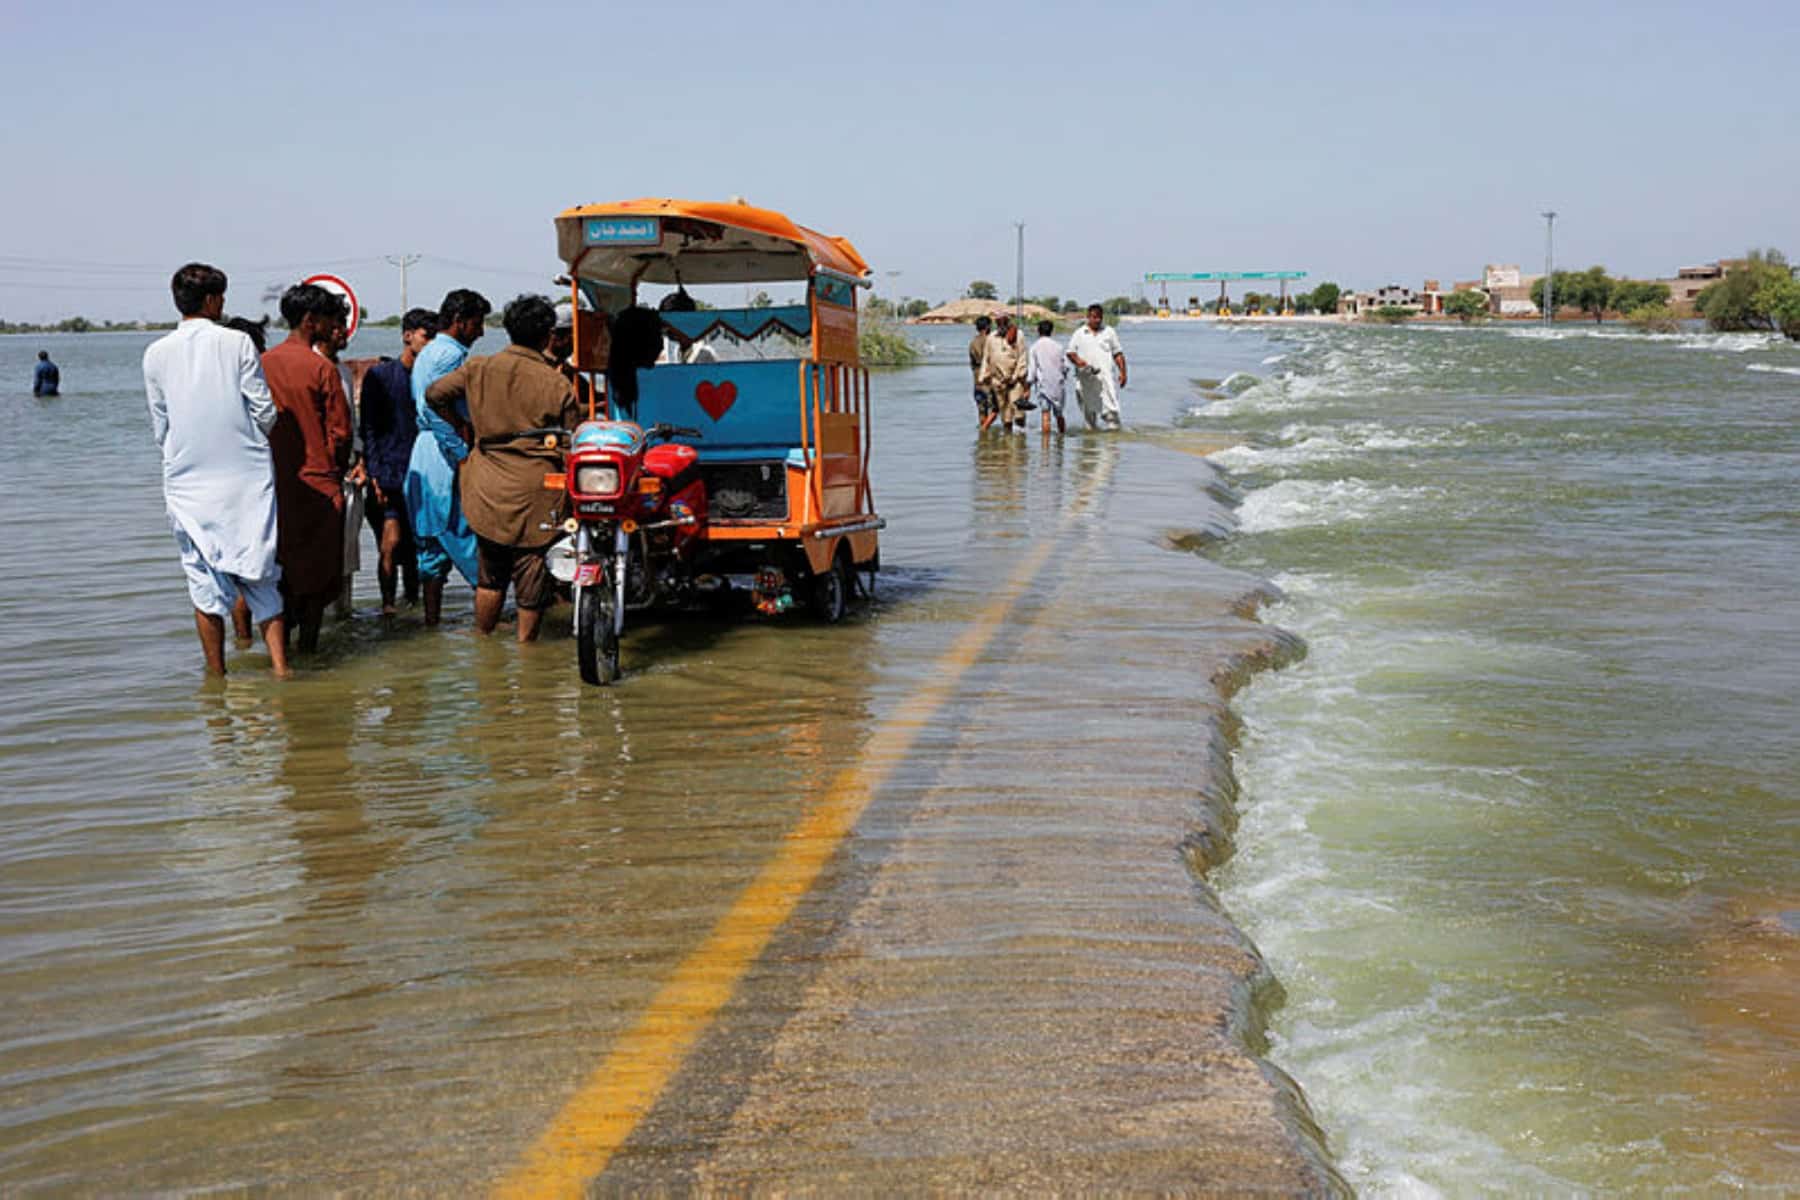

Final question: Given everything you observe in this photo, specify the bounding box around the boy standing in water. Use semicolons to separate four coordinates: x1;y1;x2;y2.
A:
1027;319;1068;435
359;308;436;613
262;284;354;654
142;262;289;676
33;351;60;396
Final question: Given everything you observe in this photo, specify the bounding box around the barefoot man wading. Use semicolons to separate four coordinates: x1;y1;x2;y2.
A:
142;262;291;677
1067;303;1127;430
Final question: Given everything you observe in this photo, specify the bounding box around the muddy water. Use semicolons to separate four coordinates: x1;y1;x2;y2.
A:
0;328;1287;1191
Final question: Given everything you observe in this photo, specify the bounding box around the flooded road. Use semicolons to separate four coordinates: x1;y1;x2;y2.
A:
1;329;1328;1192
8;319;1792;1193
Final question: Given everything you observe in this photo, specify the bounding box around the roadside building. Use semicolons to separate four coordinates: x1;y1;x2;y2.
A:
1655;263;1725;312
1419;280;1444;316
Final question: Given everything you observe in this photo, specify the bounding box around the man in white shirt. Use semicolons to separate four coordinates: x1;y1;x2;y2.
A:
142;262;290;677
1065;304;1128;430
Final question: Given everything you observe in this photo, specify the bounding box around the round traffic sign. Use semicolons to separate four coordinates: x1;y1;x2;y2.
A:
302;273;360;341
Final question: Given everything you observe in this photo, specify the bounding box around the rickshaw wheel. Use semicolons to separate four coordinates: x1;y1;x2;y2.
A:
576;586;620;685
809;552;850;624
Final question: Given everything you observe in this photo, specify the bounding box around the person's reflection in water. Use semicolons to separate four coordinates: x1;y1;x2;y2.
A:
269;683;403;922
970;431;1029;531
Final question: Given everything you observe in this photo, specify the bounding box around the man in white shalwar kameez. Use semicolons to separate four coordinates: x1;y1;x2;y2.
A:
1066;304;1129;430
143;262;290;677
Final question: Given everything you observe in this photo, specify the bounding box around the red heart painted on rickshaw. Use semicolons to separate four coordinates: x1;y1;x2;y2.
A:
695;380;737;421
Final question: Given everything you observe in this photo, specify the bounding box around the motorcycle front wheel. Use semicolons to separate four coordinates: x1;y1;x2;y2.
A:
575;579;620;685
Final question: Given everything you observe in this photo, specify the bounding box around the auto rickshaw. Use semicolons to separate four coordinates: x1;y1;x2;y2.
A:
546;198;883;683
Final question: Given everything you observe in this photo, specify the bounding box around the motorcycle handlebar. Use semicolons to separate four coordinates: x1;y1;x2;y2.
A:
648;423;703;440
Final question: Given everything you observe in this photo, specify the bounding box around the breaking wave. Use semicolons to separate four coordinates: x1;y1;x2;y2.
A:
1237;478;1440;533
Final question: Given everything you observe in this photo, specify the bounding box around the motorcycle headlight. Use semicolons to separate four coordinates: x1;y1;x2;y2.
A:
545;536;577;583
575;463;619;496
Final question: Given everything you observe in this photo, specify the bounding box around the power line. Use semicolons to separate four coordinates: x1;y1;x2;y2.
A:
385;253;422;314
421;254;560;281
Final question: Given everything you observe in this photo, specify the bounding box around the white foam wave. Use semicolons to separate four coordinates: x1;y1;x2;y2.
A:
1747;362;1800;376
1505;327;1785;352
1238;478;1438;532
1261;353;1288;365
1210;422;1461;472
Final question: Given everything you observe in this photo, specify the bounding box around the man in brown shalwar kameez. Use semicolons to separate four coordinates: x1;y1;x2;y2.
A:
425;294;580;643
978;312;1030;433
262;283;354;653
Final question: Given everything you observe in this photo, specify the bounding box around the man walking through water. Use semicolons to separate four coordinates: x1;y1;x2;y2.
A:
405;288;489;625
1026;319;1068;435
142;262;289;677
1067;303;1127;430
33;351;60;397
425;294;579;643
967;314;992;429
979;312;1029;432
263;283;354;654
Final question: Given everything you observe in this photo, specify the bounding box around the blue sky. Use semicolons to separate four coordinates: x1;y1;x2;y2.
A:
2;0;1795;321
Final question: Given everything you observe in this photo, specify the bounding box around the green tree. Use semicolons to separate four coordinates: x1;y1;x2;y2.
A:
1308;282;1341;314
1370;305;1413;324
1529;270;1583;319
1442;289;1490;323
56;316;93;333
1696;249;1794;333
901;298;930;319
1609;279;1670;314
1755;273;1800;340
1560;266;1616;323
865;295;895;317
966;280;997;300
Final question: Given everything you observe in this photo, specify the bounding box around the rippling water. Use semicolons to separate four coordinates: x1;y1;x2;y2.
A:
1193;322;1800;1192
2;320;1794;1191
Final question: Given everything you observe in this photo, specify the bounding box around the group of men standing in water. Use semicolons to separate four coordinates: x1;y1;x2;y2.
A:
143;262;582;677
969;304;1128;434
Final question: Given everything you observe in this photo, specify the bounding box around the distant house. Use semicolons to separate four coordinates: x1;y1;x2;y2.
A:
1655;262;1726;311
1483;264;1523;290
1337;285;1422;317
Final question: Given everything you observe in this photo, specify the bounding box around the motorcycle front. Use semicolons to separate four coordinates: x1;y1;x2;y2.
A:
548;421;702;686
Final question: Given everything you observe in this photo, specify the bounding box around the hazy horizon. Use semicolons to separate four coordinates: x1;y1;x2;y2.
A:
4;0;1795;323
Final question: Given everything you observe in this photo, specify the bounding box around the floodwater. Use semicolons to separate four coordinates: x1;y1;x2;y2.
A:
1;320;1796;1192
0;325;1309;1192
1198;322;1800;1192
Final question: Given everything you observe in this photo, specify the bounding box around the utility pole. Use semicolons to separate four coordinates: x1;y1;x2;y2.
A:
1013;221;1025;322
1540;212;1556;325
385;253;422;316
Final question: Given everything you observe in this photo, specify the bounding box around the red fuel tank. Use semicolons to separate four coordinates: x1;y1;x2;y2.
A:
642;442;699;480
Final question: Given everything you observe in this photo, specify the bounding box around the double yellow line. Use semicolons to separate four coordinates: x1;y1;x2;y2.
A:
495;450;1113;1198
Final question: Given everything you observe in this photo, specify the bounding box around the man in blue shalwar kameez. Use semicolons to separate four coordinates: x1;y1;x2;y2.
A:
404;288;489;625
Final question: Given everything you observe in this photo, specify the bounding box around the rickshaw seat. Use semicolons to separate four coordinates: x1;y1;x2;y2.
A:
630;361;807;462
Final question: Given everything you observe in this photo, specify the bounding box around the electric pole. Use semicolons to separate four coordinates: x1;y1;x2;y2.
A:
1013;221;1025;322
1540;212;1556;325
385;253;422;316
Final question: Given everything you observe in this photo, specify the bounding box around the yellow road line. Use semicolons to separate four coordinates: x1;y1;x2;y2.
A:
494;454;1113;1199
